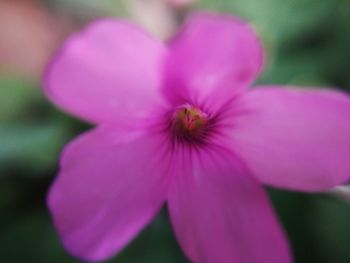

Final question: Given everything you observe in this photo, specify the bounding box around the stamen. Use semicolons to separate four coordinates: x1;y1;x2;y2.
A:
172;104;209;143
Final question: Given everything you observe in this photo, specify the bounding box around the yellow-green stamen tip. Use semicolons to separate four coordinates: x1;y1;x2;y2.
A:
174;104;208;134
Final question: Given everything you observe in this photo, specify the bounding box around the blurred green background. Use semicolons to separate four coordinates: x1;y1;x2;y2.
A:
0;0;350;262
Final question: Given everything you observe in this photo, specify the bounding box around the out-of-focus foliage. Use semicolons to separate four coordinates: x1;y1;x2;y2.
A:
0;0;350;262
203;0;350;88
0;77;69;173
203;0;334;43
0;78;39;121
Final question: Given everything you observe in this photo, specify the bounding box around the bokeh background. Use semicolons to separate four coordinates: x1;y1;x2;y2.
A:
1;0;350;262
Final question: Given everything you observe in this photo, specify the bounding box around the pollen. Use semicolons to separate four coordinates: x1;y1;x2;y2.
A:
172;104;209;142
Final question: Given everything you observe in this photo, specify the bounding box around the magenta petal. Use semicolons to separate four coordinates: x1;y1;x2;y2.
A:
44;19;167;125
164;12;263;106
231;86;350;191
168;150;291;263
47;127;170;261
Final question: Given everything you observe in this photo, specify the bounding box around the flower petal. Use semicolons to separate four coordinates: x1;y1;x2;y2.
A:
44;19;167;125
163;12;263;107
231;86;350;192
168;149;291;263
47;126;171;261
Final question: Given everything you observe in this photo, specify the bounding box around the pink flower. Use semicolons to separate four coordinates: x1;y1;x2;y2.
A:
167;0;197;9
0;0;73;78
44;12;350;263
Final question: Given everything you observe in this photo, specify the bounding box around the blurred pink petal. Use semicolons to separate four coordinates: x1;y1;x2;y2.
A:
231;87;350;191
168;149;292;263
164;13;263;107
48;126;170;261
44;19;167;125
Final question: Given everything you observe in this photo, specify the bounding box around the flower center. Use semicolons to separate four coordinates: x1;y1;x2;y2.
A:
172;104;209;143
